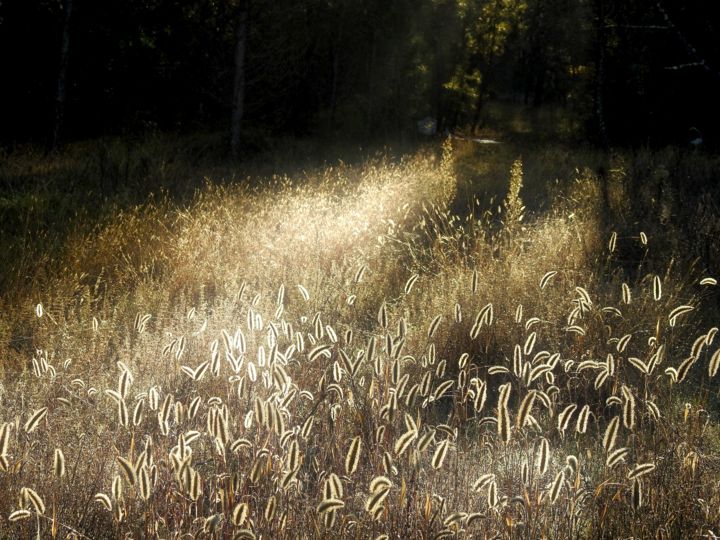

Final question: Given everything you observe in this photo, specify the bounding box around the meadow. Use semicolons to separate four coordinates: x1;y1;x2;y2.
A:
1;131;719;539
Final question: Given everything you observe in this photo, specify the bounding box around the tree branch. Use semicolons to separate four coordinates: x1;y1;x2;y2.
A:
656;1;719;79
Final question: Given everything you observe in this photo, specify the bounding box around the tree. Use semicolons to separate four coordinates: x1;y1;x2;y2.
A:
51;0;74;150
467;0;525;131
230;0;248;158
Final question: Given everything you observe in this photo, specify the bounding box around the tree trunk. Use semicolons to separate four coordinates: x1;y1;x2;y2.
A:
471;0;503;133
431;37;445;131
230;1;248;159
471;63;495;133
328;3;348;132
329;48;339;129
533;66;546;107
329;24;343;131
471;90;484;133
593;0;608;146
366;31;377;137
51;0;73;151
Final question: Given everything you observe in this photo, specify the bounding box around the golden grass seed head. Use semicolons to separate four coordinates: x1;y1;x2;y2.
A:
404;274;419;295
378;302;388;330
94;493;112;512
540;271;557;290
116;457;137;486
608;231;617;253
24;407;48;434
264;494;277;521
0;423;10;456
487;480;498;508
603;416;621;453
498;402;511;444
327;473;343;498
117;400;129;427
576;404;590;434
653;275;662;301
345;436;362;475
189;469;202;500
606;447;630;468
428;315;442;339
537;438;550;476
566;455;579;477
622;389;637;430
232;502;249;526
287;439;301;471
20;486;45;514
557;403;577;434
139;466;151;500
365;486;390;515
516;391;536;430
622;283;632;305
317;498;344;514
53;448;65;478
394;429;417;457
628;462;656;480
112;475;123;500
431;439;450;470
631;477;643;510
709;348;720;377
9;509;33;522
472;473;495;492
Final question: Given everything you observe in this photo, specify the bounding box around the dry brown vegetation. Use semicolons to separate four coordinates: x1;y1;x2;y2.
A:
1;136;719;539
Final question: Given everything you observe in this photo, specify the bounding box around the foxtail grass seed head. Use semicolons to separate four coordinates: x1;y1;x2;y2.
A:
604;416;620;453
537;437;551;476
608;231;617;253
550;470;565;504
24;407;48;434
540;271;557;290
632;478;643;510
404;274;419;294
94;493;112;511
20;487;45;514
653;275;662;301
431;439;450;470
54;448;65;478
345;436;361;475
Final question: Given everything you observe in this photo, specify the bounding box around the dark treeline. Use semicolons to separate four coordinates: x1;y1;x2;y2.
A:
1;0;718;149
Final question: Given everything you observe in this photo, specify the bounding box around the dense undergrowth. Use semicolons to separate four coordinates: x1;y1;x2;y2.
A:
0;133;719;539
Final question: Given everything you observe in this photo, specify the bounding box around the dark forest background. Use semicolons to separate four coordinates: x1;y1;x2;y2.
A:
1;0;719;150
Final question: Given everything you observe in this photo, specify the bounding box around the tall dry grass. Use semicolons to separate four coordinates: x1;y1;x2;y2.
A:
0;135;719;539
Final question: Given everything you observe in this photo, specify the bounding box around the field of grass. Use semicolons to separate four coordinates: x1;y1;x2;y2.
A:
1;133;719;539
